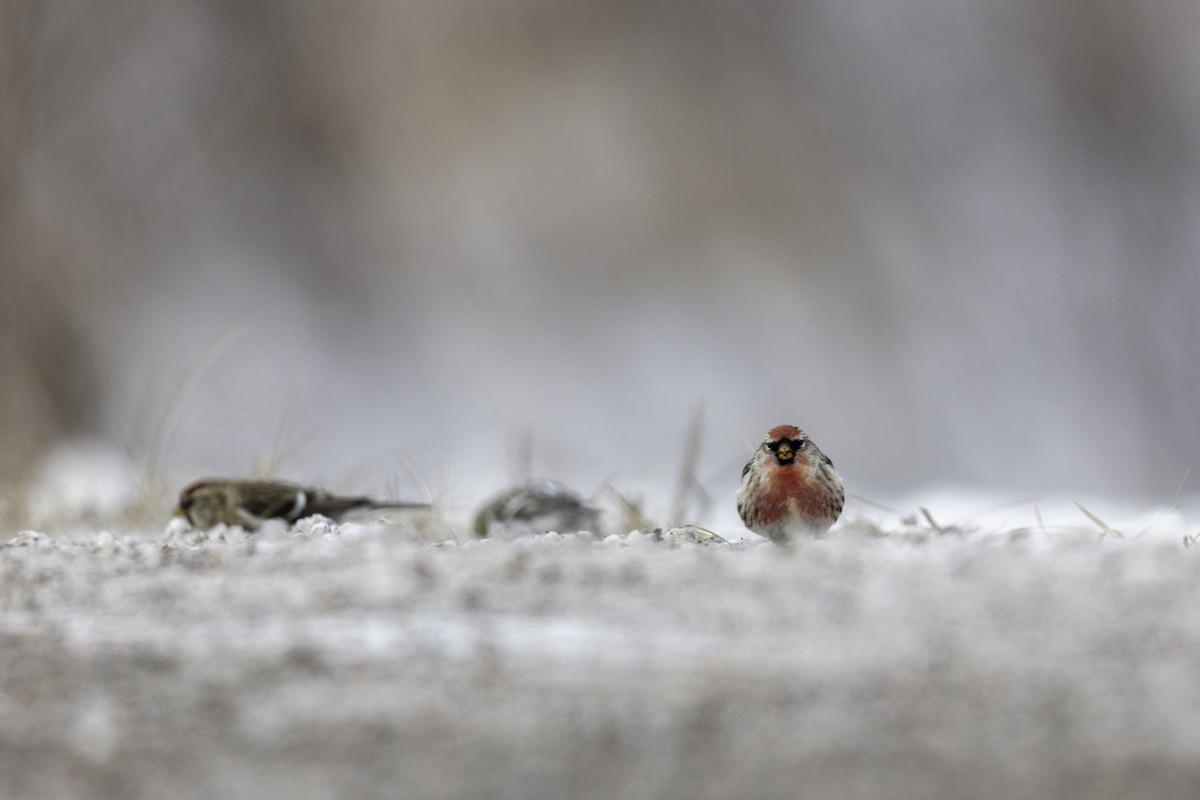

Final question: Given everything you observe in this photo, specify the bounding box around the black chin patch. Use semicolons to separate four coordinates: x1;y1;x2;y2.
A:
767;439;798;466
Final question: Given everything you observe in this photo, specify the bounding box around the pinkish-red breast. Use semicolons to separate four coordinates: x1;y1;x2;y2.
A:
754;463;839;523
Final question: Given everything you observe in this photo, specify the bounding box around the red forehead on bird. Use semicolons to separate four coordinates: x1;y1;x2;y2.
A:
181;479;211;496
766;424;805;441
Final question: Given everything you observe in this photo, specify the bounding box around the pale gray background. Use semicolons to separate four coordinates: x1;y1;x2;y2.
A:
3;1;1198;510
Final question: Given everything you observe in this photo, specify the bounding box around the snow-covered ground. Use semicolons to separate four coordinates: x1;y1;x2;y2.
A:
3;492;1200;800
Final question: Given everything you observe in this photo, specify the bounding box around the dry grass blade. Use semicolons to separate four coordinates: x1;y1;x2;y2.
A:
658;524;730;545
603;482;653;534
848;494;906;515
668;404;708;528
143;324;249;487
1134;468;1190;540
1075;501;1124;539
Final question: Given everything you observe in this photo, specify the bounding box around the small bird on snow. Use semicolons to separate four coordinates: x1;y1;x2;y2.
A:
736;424;844;542
176;478;430;530
473;479;599;538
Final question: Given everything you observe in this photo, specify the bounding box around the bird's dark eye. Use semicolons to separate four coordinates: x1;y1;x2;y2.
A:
793;439;808;451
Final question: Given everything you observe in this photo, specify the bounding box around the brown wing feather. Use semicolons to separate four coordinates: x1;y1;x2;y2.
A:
239;481;306;521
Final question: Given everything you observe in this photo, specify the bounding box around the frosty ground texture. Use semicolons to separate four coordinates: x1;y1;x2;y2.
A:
2;515;1200;800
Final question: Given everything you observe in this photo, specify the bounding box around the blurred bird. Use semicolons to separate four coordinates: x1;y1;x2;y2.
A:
737;424;844;541
176;478;430;530
473;479;600;538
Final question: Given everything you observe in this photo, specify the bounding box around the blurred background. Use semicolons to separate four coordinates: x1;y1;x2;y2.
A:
2;1;1198;523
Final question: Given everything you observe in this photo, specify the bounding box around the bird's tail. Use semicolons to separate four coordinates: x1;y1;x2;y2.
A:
365;500;432;511
306;492;431;520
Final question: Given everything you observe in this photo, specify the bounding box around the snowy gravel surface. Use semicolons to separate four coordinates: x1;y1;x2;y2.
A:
3;516;1200;800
